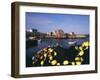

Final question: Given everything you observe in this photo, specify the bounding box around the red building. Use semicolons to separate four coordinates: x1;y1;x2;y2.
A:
54;29;65;38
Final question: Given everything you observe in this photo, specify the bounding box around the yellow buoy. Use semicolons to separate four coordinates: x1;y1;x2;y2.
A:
41;60;44;66
48;48;53;52
57;62;60;66
79;46;83;51
49;56;53;60
43;48;47;52
44;53;47;57
85;41;89;47
72;62;75;65
80;57;83;62
63;60;69;65
82;42;85;47
82;41;89;47
54;51;57;56
75;57;80;61
75;46;78;50
51;60;57;65
76;61;81;65
78;51;84;56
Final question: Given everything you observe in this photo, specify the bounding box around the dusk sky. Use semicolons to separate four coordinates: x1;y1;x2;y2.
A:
26;12;89;34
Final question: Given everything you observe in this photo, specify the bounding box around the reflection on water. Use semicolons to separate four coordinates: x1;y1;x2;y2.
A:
27;38;89;54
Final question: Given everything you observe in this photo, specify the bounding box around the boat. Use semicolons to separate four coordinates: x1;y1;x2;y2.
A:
68;41;76;45
38;39;41;44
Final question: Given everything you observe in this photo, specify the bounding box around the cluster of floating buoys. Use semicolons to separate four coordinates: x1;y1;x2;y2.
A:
73;41;89;65
32;47;58;66
32;41;89;66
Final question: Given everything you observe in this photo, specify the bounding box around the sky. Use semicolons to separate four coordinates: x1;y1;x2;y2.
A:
26;12;89;34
